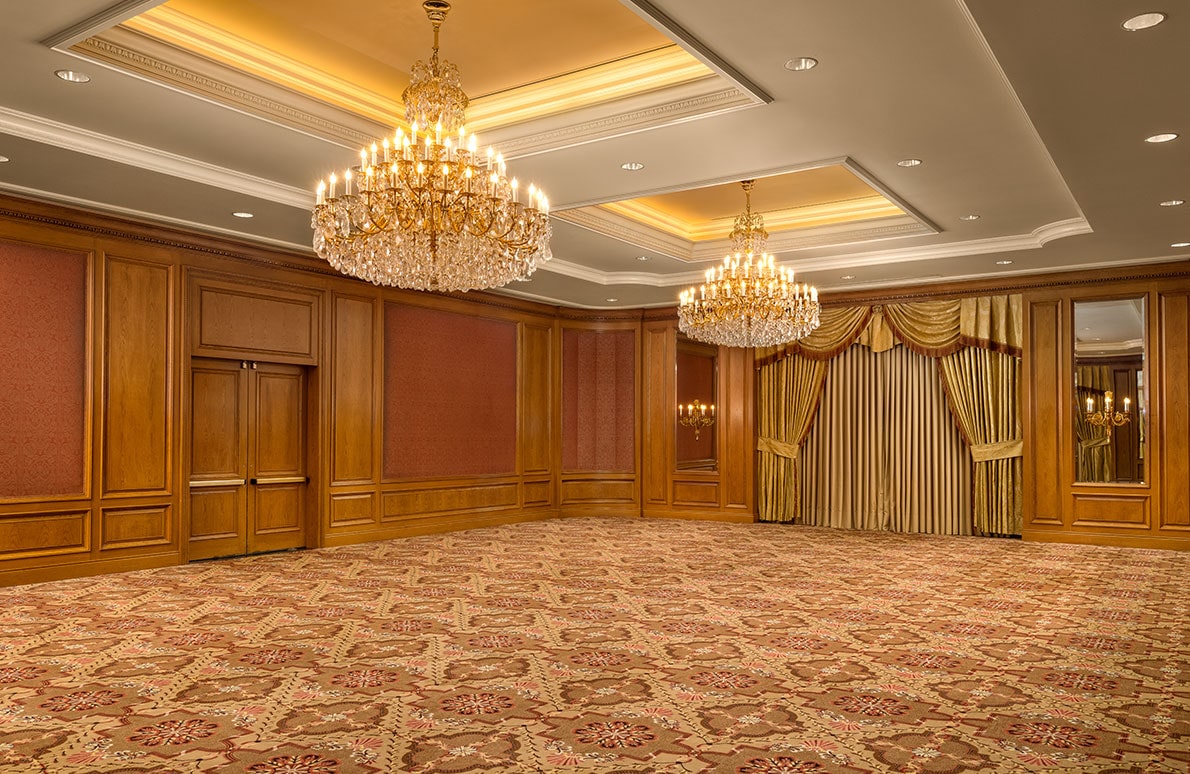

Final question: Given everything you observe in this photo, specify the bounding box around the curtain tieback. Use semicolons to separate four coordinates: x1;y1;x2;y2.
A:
1079;436;1112;450
970;439;1023;462
757;436;799;460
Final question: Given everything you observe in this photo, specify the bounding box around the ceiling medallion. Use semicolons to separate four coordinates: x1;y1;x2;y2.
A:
677;181;821;348
311;1;551;291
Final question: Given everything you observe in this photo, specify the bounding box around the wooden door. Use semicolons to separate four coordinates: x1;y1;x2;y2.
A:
188;359;306;560
247;363;306;553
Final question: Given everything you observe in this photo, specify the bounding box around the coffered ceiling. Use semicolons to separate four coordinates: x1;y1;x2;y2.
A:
1;1;1187;309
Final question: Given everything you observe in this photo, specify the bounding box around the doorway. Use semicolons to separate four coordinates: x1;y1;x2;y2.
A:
188;358;309;560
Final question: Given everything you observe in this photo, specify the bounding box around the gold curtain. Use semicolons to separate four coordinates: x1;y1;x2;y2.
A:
756;354;828;523
755;293;1023;535
800;344;973;533
1074;365;1113;482
757;294;1023;367
937;347;1023;535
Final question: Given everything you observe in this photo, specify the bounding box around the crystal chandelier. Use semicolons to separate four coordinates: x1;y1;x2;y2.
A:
677;181;821;348
311;1;551;291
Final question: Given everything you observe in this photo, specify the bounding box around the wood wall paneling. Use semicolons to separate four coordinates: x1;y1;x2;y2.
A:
0;509;90;559
331;295;376;485
103;256;173;497
1160;292;1190;530
192;281;318;363
1071;494;1149;528
561;478;636;503
523;479;551;507
672;480;718;506
521;324;553;477
720;346;753;511
100;505;172;550
1024;299;1064;527
330;492;377;528
642;324;672;506
382;483;519;519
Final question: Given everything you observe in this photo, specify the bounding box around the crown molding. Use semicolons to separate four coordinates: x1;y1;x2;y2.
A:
789;217;1093;274
0;180;312;254
68;28;754;161
40;0;164;48
0;106;312;208
72;28;382;148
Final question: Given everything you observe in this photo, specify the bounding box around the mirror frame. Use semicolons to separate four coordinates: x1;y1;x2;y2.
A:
1072;295;1148;487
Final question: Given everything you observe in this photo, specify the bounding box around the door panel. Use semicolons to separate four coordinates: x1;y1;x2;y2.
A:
189;360;249;560
248;364;306;554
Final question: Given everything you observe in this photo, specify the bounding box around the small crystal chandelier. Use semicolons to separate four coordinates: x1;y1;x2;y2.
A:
677;181;821;348
311;0;551;291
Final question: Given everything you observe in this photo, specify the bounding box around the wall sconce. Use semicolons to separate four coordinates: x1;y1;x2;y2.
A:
1086;390;1131;436
678;399;716;441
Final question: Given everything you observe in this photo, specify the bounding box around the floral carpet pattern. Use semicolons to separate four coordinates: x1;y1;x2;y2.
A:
1;518;1187;773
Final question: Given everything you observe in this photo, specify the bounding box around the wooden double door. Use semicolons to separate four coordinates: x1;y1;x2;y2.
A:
188;358;308;560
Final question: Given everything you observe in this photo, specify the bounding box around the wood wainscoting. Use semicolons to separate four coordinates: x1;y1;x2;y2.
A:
0;192;761;585
1023;279;1190;550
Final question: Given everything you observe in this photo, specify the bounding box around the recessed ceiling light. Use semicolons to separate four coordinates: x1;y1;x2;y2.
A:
897;158;922;168
605;297;619;302
784;57;818;72
636;255;650;262
232;211;254;218
620;162;644;171
55;69;91;83
1160;199;1185;207
0;155;8;163
1122;12;1166;31
995;260;1013;265
1082;327;1092;331
1172;241;1190;248
960;214;981;221
1145;133;1179;143
841;274;855;280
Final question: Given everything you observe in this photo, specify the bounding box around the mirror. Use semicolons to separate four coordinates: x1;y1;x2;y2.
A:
676;337;717;471
1074;298;1146;484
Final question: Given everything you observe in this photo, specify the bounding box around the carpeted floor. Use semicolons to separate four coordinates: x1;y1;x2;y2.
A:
0;518;1187;773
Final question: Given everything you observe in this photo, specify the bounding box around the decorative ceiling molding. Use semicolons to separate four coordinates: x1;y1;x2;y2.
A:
40;0;163;48
71;28;383;148
620;0;772;105
0;105;312;208
0;179;311;254
601;194;906;241
67;26;754;160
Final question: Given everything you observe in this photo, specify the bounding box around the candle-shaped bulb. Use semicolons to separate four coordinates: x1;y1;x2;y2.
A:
1124;397;1131;412
1087;396;1094;412
711;404;716;417
316;180;326;205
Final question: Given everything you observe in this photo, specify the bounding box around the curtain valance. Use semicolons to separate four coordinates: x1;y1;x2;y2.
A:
758;294;1022;365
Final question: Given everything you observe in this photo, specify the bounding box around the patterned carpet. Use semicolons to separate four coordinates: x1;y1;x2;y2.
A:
0;518;1187;773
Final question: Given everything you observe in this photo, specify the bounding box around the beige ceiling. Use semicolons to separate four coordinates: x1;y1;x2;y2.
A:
0;0;1186;310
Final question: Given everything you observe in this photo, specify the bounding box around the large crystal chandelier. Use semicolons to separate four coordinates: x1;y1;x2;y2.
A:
677;181;821;348
311;1;551;291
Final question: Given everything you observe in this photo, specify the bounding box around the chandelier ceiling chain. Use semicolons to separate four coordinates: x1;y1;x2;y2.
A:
310;0;551;292
677;180;821;348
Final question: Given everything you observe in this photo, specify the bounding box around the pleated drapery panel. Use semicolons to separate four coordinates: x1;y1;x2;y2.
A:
757;295;1023;369
799;344;973;534
756;354;828;523
938;347;1023;535
1074;364;1113;482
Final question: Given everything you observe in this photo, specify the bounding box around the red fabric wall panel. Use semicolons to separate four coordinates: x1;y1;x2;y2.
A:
562;329;635;472
384;304;516;478
676;350;715;462
0;240;87;497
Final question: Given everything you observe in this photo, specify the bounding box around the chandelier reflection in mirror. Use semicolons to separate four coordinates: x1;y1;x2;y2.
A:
311;1;551;291
677;181;820;348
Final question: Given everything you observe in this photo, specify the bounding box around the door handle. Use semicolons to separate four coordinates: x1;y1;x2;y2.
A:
249;476;309;485
190;478;246;488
